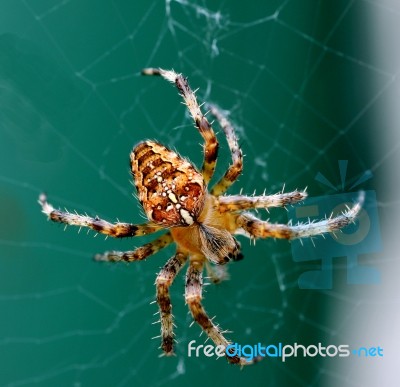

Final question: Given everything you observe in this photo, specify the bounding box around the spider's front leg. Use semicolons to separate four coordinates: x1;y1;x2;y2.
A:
39;194;162;238
155;251;188;355
185;258;260;366
236;192;364;240
217;189;308;213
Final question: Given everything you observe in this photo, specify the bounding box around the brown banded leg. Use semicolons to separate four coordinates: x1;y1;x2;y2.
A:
207;104;243;196
142;68;219;184
236;197;363;240
217;190;307;213
185;259;259;365
94;233;173;262
155;251;188;355
39;194;161;238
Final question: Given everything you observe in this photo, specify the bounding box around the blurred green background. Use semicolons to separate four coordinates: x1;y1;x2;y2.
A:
0;1;395;386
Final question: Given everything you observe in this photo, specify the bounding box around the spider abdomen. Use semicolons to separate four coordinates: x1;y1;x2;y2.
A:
131;141;206;227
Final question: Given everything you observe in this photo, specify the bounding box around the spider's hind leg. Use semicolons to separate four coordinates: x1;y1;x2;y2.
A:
207;104;243;197
142;68;219;185
39;194;162;238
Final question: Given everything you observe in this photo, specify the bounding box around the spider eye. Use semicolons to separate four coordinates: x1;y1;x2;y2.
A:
131;140;206;226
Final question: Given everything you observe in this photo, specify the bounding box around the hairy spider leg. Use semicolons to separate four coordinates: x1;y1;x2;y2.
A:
236;196;363;240
217;190;308;213
142;68;219;185
185;258;261;366
39;194;162;238
94;233;173;262
207;103;243;196
155;251;188;355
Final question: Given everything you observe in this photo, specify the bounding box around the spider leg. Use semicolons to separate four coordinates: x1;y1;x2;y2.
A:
207;104;243;196
142;68;219;184
236;196;363;240
217;190;307;213
155;251;188;355
94;232;173;262
185;258;260;365
39;194;162;238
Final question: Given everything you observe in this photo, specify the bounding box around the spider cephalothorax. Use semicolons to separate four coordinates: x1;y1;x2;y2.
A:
40;68;363;365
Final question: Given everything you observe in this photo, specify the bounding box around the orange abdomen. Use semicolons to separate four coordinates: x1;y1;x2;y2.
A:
130;141;206;227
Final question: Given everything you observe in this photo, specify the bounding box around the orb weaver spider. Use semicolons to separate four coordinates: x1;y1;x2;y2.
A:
39;68;363;365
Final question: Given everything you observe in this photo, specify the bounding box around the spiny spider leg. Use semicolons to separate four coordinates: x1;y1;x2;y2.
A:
237;194;364;240
218;190;307;213
156;251;188;355
94;233;173;262
217;190;307;213
185;258;261;366
39;194;162;238
142;68;219;185
207;103;243;196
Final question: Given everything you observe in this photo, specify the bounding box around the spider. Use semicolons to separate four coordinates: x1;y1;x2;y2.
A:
39;68;363;365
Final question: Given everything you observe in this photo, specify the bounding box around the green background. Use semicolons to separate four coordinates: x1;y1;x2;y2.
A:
0;1;394;386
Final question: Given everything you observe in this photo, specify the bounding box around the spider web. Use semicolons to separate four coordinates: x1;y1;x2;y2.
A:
0;0;398;386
